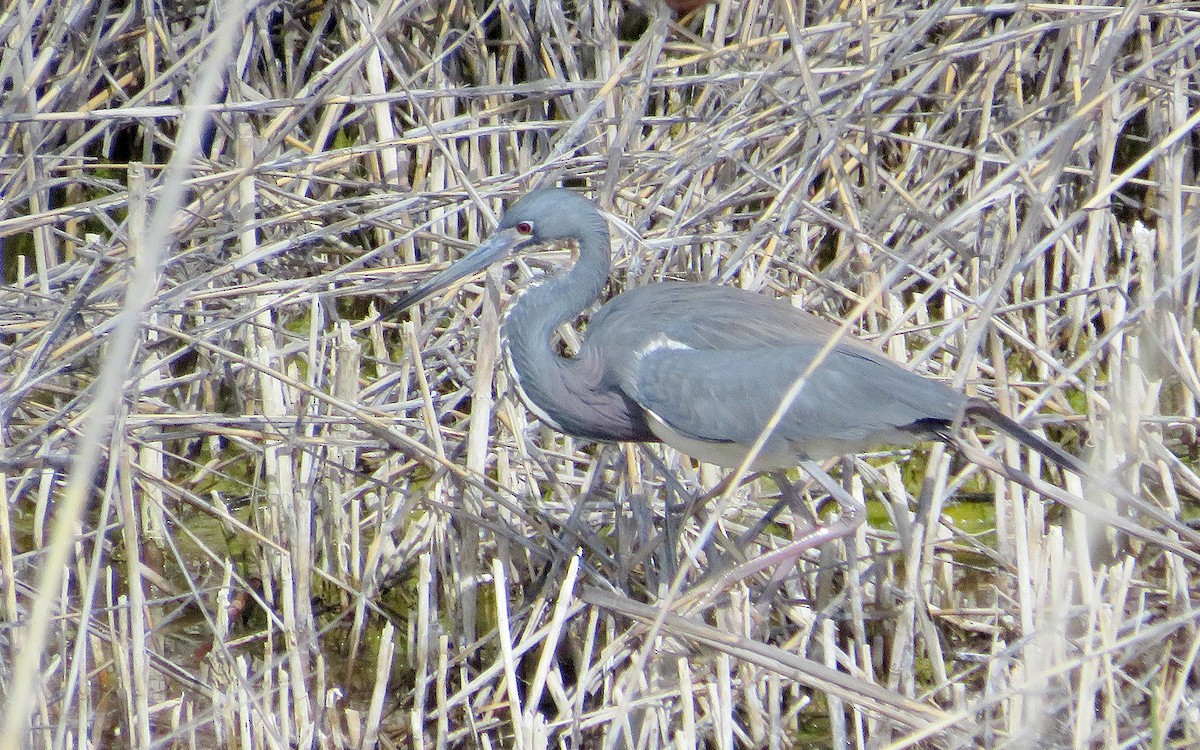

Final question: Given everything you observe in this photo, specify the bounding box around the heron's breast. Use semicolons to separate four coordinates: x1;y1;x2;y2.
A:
500;334;568;434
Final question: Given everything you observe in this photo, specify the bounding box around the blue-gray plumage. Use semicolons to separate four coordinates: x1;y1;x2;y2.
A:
389;189;965;468
386;188;1200;564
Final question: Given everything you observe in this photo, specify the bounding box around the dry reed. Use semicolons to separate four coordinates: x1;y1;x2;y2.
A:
1;1;1198;748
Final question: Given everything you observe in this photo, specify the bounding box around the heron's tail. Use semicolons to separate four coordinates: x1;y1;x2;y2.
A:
961;398;1090;478
956;397;1200;558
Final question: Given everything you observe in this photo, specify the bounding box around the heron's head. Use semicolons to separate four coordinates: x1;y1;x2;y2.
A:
386;188;608;316
495;189;608;247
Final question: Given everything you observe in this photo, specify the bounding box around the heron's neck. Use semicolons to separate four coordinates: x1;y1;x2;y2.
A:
501;230;611;432
505;230;610;354
513;241;609;331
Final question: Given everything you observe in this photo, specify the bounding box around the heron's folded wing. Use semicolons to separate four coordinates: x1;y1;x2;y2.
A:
590;282;857;351
622;344;964;449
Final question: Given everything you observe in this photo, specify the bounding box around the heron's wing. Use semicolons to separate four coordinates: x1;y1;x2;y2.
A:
617;343;965;463
590;281;872;352
586;281;964;462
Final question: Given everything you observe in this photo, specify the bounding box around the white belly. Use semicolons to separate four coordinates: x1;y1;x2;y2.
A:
642;408;914;469
643;409;798;470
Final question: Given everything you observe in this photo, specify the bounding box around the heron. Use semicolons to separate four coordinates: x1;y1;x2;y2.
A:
387;188;1200;579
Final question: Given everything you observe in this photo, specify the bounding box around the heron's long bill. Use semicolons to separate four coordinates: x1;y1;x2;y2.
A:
384;227;529;318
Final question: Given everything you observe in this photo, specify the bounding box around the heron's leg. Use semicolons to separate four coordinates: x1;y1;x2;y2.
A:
634;448;749;584
724;470;821;569
771;470;822;529
693;470;824;594
721;475;803;566
635;446;705;583
605;445;673;589
527;443;621;596
706;460;865;597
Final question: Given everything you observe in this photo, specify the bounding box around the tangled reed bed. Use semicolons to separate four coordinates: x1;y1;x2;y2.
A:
1;1;1198;747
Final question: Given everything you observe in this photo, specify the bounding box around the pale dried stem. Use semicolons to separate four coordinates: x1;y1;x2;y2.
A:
1;1;1198;748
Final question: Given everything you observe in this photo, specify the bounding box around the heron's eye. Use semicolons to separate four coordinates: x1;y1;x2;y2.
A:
515;221;533;235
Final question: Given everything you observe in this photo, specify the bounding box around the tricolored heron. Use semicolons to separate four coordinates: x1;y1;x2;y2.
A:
388;188;1200;577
